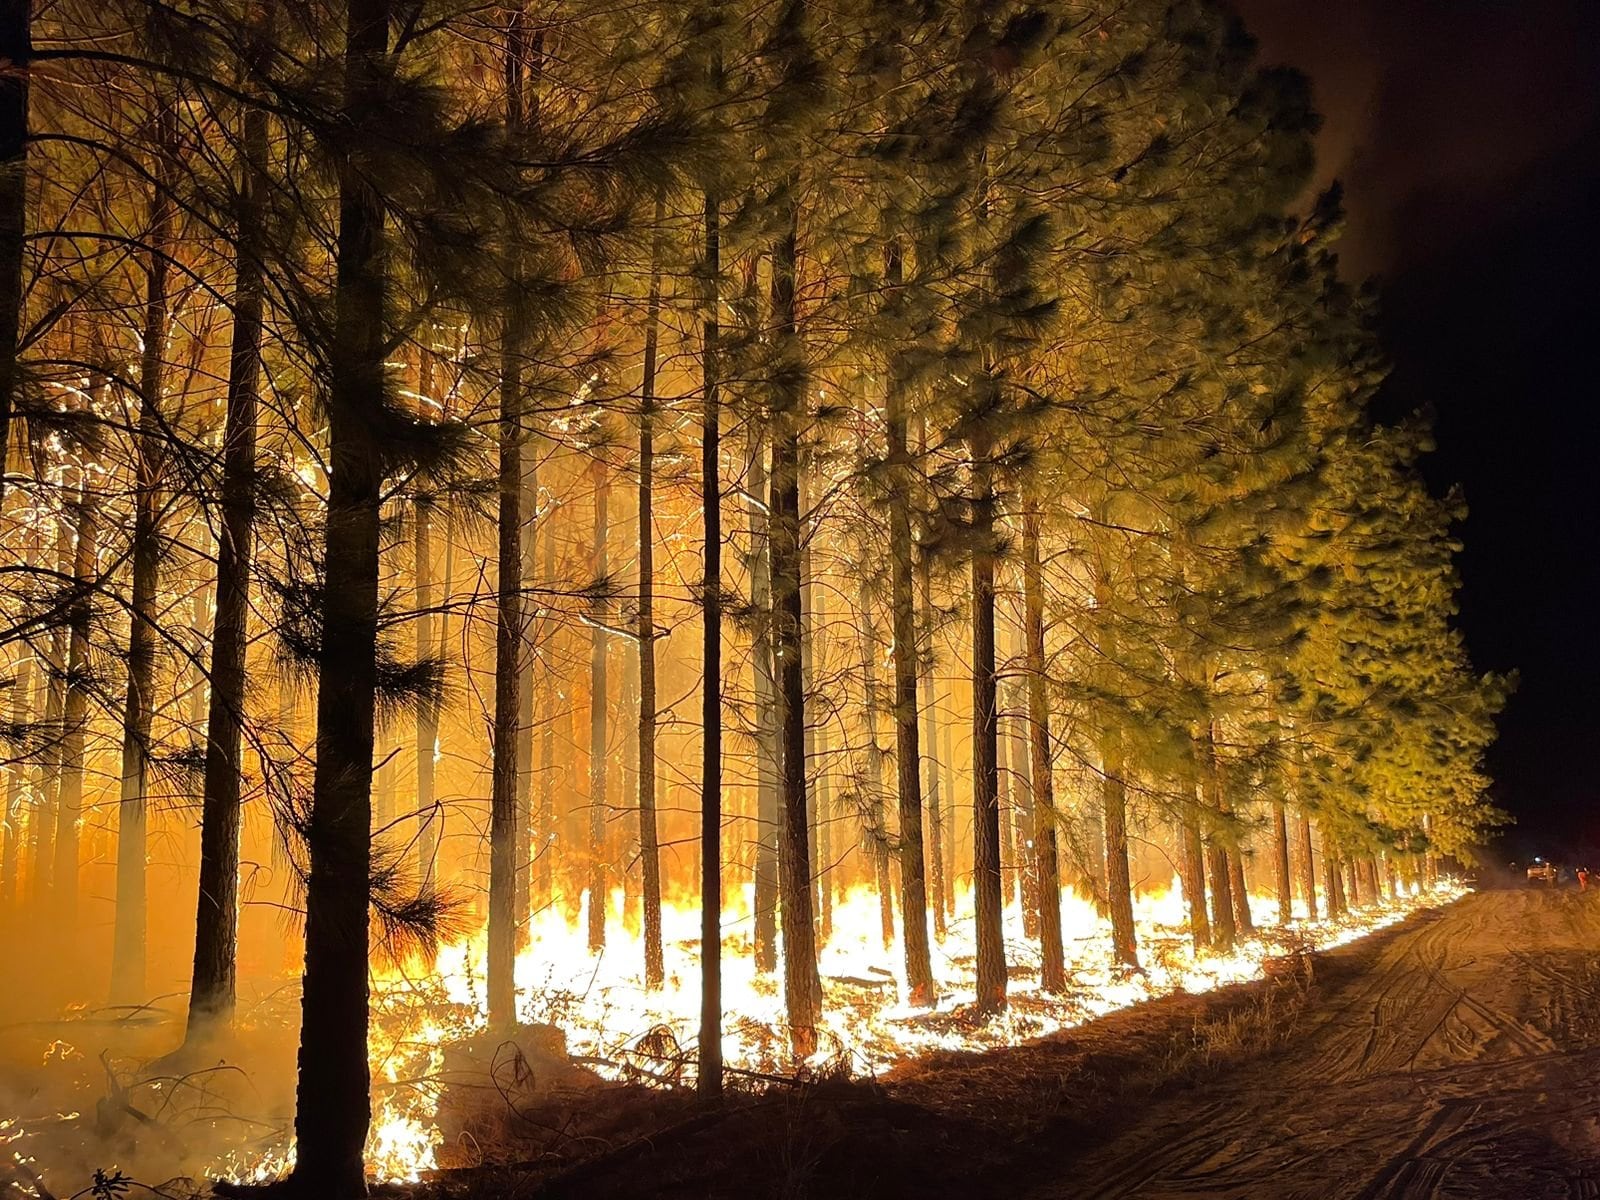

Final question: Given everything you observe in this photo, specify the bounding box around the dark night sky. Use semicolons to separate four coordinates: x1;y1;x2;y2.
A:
1229;1;1600;848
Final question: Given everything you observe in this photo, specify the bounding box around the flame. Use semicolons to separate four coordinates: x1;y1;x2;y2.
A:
219;876;1461;1184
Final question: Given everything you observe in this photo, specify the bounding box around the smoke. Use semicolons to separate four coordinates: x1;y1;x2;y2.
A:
0;887;305;1197
1232;0;1600;277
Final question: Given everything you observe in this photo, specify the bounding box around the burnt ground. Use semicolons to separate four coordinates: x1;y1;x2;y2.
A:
417;887;1600;1200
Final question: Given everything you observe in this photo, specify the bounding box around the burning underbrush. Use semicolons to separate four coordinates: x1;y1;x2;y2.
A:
0;881;1462;1197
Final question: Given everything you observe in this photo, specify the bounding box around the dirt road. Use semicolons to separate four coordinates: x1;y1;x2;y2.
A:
1033;887;1600;1199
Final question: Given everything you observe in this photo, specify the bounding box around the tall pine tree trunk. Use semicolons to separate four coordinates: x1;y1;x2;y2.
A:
1296;810;1318;920
289;0;388;1184
697;187;723;1098
970;431;1006;1010
883;240;933;1006
809;533;832;942
2;652;32;903
586;459;609;950
414;348;439;892
1206;836;1236;950
942;711;957;914
511;27;544;957
1093;552;1138;969
1022;504;1064;991
1228;846;1254;936
187;55;267;1034
1272;801;1292;925
637;201;664;991
53;474;95;928
487;1;529;1030
747;426;778;974
996;692;1014;907
1323;840;1346;917
536;518;556;905
770;209;824;1050
1180;813;1210;952
1198;716;1236;950
917;539;946;941
1204;718;1253;941
30;514;69;906
857;604;894;947
112;107;176;1002
1008;675;1038;937
1269;708;1293;926
514;443;536;943
1422;813;1439;889
798;469;825;942
1100;744;1138;968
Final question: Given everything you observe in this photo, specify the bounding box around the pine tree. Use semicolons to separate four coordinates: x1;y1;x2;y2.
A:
486;1;530;1031
288;0;393;1183
110;80;177;1003
636;197;666;991
187;5;269;1037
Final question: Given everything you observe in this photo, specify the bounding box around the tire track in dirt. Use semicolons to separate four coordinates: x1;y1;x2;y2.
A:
1024;889;1600;1200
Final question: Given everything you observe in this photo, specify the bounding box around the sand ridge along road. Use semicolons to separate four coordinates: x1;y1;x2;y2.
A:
1033;887;1600;1200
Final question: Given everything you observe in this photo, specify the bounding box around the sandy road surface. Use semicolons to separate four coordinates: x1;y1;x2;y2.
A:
1032;888;1600;1199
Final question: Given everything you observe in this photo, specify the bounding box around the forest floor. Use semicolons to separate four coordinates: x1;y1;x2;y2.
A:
424;886;1600;1200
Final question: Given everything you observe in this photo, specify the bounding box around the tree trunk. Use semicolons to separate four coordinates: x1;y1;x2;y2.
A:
1207;720;1253;939
487;3;529;1030
1093;555;1138;970
1204;839;1234;949
857;604;894;948
770;210;824;1049
637;200;664;991
880;240;934;1007
917;526;946;941
112;101;176;1003
942;708;957;918
586;460;609;950
53;474;95;928
747;426;778;974
1199;719;1235;950
0;0;29;502
1022;505;1064;992
414;349;439;892
289;0;388;1185
1101;744;1138;968
2;652;32;904
514;453;537;949
996;690;1015;908
1179;813;1210;953
1322;837;1344;917
30;514;69;906
970;431;1006;1010
512;28;545;957
1008;676;1038;937
799;470;826;943
1228;847;1254;936
1422;813;1439;890
697;187;723;1099
1272;801;1292;925
537;519;556;905
187;51;267;1035
810;540;832;942
1296;810;1318;920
